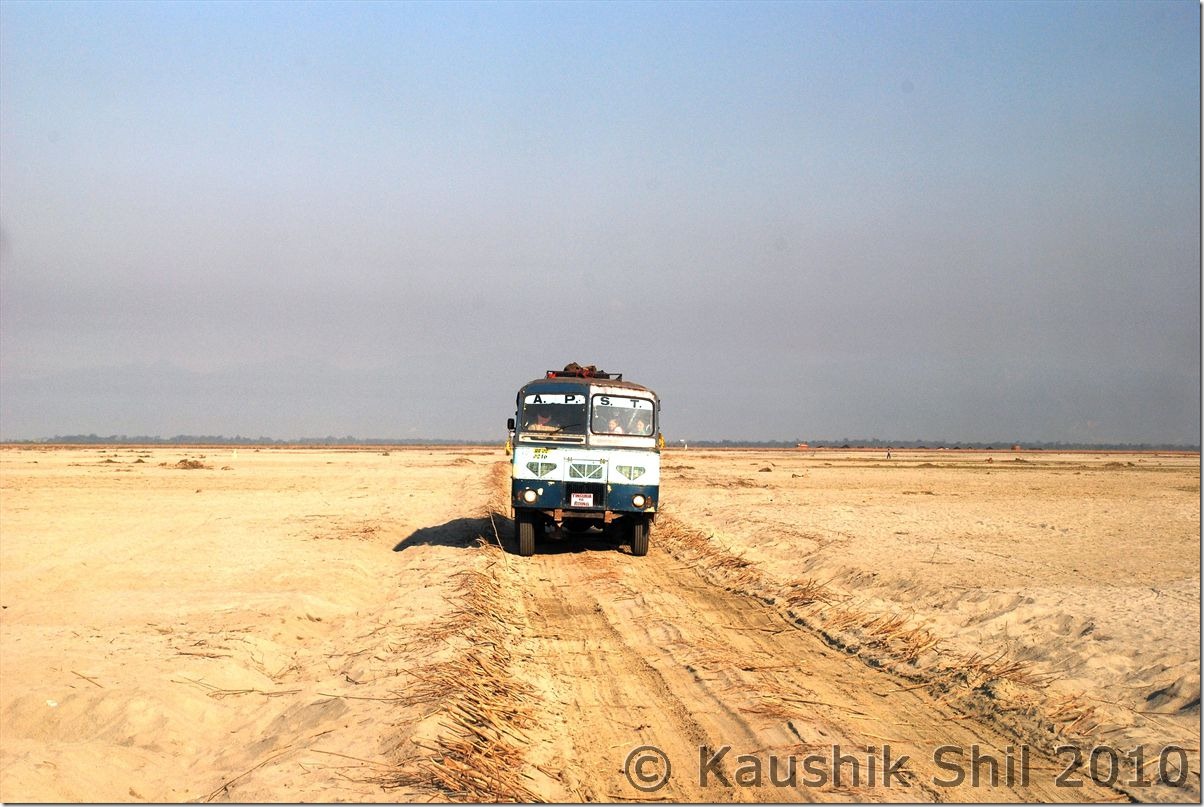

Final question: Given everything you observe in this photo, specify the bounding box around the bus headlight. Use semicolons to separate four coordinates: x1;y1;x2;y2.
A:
632;494;646;508
521;489;538;504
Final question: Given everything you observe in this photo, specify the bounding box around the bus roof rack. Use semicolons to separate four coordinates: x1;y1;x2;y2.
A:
546;363;621;380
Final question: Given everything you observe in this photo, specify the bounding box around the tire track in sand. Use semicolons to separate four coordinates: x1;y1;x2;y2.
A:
492;466;1123;802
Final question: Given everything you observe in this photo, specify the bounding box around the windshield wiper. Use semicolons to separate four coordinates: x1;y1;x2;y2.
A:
547;422;584;435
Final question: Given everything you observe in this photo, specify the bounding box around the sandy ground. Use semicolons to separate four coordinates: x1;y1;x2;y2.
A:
660;448;1200;797
0;445;1198;802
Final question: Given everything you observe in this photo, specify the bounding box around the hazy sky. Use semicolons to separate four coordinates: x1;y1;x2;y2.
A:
1;1;1199;443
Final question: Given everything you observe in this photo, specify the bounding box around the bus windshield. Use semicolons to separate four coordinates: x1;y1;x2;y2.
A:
591;395;655;436
518;393;587;441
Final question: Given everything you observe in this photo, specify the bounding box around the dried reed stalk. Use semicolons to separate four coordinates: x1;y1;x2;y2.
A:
381;530;548;802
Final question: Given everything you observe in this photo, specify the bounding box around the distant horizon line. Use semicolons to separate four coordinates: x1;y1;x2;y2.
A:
2;434;1199;452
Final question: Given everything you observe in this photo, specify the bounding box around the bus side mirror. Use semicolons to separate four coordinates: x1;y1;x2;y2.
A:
507;418;515;431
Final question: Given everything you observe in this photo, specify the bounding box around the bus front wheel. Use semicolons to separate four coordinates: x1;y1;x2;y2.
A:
629;519;649;557
517;514;536;557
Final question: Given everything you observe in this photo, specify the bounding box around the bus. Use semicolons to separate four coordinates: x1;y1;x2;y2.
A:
507;364;661;556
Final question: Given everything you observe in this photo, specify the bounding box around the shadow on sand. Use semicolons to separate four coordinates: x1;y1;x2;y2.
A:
392;516;499;552
392;514;628;556
533;527;629;556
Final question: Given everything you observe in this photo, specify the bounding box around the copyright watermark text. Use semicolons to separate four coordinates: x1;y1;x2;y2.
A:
622;742;1191;792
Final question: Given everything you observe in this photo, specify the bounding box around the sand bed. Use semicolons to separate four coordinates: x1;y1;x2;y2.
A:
1;445;1198;802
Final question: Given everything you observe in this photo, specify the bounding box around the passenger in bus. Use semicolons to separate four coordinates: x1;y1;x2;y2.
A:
608;418;624;434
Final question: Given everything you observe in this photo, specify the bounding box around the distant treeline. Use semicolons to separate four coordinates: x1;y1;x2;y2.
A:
10;434;482;446
7;434;1199;451
687;438;1200;451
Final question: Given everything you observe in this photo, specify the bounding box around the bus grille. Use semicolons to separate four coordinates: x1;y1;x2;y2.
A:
568;462;605;480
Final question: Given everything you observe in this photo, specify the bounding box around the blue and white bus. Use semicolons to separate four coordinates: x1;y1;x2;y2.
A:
507;364;661;556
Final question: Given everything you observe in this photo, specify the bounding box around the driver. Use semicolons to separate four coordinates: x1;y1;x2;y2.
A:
526;411;558;431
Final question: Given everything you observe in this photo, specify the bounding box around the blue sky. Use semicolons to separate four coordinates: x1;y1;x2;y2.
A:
0;0;1199;442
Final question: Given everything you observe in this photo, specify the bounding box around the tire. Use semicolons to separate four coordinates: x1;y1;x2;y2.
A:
517;514;536;557
563;519;592;534
629;519;649;557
